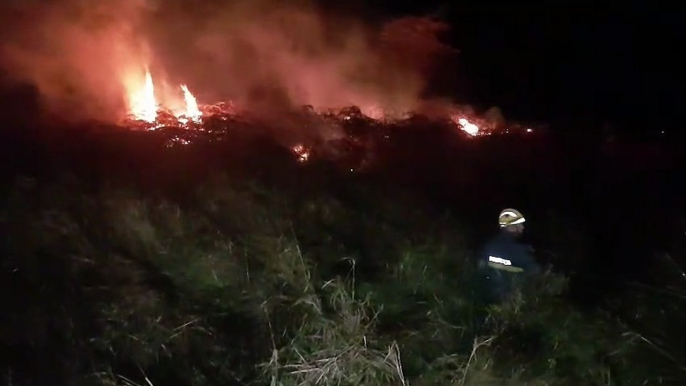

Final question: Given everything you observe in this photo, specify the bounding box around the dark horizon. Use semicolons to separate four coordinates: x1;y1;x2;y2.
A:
353;2;685;133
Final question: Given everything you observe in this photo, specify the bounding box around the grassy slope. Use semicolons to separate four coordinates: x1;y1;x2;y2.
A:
0;121;684;386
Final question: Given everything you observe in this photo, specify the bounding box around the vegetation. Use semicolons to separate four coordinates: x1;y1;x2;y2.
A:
0;115;684;386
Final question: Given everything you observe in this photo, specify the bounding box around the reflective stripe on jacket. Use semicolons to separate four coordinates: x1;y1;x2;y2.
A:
478;231;540;301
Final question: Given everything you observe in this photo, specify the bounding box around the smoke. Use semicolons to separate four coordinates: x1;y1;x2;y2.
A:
0;0;153;121
0;0;457;122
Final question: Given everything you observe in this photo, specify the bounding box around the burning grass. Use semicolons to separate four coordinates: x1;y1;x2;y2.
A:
114;62;512;139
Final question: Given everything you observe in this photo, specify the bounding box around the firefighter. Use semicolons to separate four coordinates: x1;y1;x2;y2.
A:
477;208;541;304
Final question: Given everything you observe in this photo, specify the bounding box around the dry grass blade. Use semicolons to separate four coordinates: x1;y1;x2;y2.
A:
459;335;497;386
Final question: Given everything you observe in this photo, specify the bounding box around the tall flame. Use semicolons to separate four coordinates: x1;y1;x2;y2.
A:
125;69;203;125
180;84;201;123
130;71;157;122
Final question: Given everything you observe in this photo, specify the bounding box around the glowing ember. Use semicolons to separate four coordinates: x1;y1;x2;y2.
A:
292;144;310;163
129;71;157;123
458;117;479;136
166;137;192;147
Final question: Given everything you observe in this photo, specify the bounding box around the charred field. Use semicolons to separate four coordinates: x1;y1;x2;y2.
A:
0;103;684;386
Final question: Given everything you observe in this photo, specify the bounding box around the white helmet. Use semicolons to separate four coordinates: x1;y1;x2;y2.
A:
499;208;526;227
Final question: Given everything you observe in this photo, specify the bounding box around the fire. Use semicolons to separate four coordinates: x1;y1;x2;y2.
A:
125;70;202;125
450;115;480;136
292;144;310;163
122;66;495;141
458;118;479;136
180;84;201;123
129;71;158;123
120;67;532;145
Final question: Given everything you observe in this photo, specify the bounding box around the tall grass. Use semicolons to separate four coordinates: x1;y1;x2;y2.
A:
0;171;683;386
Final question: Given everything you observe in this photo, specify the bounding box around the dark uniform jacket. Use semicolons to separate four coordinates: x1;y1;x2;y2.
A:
477;230;541;303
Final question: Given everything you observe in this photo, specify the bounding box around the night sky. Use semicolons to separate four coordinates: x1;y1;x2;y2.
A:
360;2;685;133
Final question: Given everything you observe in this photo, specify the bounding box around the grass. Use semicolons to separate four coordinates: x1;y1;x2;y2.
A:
1;166;683;386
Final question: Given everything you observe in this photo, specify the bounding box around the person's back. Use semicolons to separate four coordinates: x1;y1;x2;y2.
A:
477;208;541;304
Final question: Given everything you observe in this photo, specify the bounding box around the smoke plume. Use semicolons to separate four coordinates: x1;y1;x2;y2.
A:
0;0;457;122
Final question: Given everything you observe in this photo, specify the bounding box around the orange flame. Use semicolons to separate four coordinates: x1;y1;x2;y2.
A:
125;69;202;125
129;70;157;122
180;84;201;123
458;117;479;136
292;144;310;163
